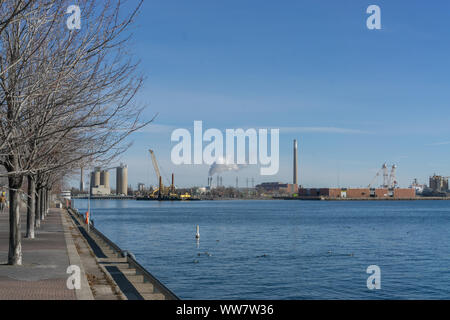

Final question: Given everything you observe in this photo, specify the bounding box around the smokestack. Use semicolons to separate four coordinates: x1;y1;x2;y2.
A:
171;173;175;193
293;139;298;185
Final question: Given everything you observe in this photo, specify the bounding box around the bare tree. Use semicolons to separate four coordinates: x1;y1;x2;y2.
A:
0;1;38;36
0;0;149;265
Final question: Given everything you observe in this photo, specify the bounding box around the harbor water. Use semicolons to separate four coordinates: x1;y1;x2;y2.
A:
73;199;450;299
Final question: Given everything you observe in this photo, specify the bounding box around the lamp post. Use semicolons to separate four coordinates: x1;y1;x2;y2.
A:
87;169;91;232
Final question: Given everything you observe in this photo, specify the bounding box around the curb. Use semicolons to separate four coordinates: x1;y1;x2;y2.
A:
61;210;94;300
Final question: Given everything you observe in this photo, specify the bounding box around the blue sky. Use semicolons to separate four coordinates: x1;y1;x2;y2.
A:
73;1;450;189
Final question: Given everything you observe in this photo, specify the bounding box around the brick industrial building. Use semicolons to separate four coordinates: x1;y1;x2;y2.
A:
298;187;416;199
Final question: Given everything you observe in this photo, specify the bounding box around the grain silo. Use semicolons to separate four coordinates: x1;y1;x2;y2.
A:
94;167;101;187
100;170;110;189
116;164;128;195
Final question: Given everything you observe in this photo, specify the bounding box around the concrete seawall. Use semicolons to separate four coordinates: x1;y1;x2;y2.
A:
278;196;450;201
66;207;179;300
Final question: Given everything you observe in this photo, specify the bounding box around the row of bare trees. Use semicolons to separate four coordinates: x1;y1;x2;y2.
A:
0;0;149;265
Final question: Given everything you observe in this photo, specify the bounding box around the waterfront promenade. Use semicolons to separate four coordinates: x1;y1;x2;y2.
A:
0;207;120;300
0;205;177;300
0;208;78;299
0;207;100;299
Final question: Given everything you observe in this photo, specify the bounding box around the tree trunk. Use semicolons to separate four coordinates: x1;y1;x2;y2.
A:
47;189;51;215
8;175;23;265
44;188;48;217
26;176;35;239
34;184;41;228
40;188;44;221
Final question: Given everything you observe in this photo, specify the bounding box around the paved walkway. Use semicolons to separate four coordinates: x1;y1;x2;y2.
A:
0;206;171;300
0;208;83;300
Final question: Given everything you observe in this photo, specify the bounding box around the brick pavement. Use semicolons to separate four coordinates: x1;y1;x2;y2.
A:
0;208;77;300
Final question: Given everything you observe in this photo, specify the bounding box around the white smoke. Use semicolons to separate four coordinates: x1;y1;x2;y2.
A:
208;157;246;176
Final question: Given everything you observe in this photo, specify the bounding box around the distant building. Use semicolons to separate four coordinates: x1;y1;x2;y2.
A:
429;175;448;192
256;182;298;194
137;183;145;192
298;187;416;199
91;186;111;196
90;167;111;195
410;178;426;194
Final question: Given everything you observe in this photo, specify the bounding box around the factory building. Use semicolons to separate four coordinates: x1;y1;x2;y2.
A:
137;183;145;192
298;187;415;199
429;175;448;193
90;167;111;196
256;182;298;194
116;164;128;196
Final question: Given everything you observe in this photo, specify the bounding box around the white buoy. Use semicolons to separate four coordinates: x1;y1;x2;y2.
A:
195;225;200;239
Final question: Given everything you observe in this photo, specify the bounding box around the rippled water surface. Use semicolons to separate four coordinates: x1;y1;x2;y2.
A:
73;199;450;299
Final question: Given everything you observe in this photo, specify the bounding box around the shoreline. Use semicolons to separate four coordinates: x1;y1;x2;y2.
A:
72;196;450;201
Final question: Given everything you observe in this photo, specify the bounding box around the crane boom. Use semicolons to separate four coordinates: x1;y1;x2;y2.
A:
149;149;162;187
368;171;381;188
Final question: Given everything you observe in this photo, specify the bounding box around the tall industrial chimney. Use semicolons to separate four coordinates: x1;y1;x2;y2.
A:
293;139;298;185
171;173;175;193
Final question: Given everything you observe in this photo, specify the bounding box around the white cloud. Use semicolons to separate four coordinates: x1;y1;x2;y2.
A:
428;141;450;146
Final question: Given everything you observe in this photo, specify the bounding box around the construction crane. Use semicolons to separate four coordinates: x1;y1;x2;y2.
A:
149;150;162;186
148;149;177;199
